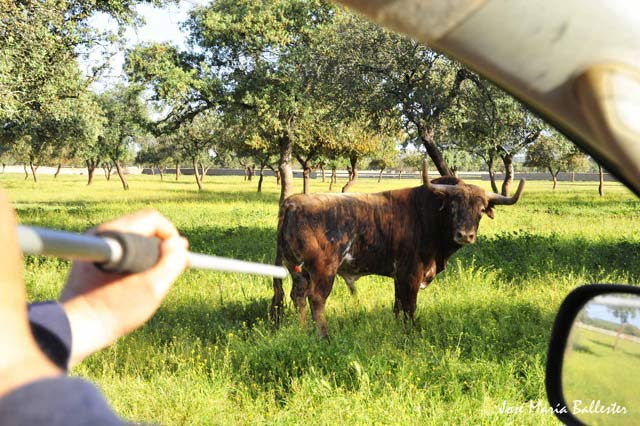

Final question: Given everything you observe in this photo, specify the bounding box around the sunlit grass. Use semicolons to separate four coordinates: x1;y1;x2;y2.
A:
1;171;639;425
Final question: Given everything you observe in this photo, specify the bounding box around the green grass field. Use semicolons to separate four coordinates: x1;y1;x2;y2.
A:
2;172;639;425
564;326;640;426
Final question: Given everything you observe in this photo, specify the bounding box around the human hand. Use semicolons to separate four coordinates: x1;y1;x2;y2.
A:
60;210;189;367
0;191;61;397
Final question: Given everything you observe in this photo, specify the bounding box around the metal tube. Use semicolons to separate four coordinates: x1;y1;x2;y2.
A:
17;225;121;264
17;225;288;279
189;253;288;278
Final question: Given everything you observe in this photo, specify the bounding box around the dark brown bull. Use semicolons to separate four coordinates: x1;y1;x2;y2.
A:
271;162;524;337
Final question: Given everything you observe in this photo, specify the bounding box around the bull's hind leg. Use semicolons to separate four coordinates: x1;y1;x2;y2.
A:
290;272;311;326
270;245;286;326
308;273;336;338
270;276;285;326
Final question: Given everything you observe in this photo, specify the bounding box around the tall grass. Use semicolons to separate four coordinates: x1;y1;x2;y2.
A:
2;172;639;425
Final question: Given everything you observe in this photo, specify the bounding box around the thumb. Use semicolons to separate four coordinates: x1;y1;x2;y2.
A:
145;236;189;300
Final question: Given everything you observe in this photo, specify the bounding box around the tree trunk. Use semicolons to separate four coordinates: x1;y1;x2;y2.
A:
550;169;559;190
149;165;155;175
54;163;62;178
103;163;113;181
278;132;295;206
192;158;203;190
487;171;498;193
175;162;180;181
244;166;249;181
485;154;499;193
501;153;514;196
257;165;265;193
29;160;38;183
86;159;97;186
275;170;281;186
1;163;5;173
571;171;575;182
419;125;453;176
159;166;165;181
329;167;337;191
378;168;384;183
342;156;358;192
398;170;403;179
613;322;625;352
320;165;325;183
114;160;129;191
200;163;209;182
598;165;604;196
302;160;312;195
23;164;28;180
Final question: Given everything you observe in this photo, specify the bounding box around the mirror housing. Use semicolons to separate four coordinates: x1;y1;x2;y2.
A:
546;284;640;425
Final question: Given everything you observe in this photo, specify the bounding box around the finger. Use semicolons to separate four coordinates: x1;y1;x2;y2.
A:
144;236;189;300
96;209;179;240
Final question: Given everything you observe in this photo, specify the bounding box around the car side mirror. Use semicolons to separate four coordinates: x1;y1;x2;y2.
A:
546;284;640;425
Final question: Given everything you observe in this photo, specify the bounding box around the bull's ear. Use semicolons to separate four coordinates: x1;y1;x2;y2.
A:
484;205;495;219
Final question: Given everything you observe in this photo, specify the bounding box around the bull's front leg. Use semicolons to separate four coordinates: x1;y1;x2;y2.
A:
396;268;424;322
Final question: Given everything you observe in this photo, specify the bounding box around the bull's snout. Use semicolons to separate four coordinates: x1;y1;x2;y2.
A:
454;230;476;245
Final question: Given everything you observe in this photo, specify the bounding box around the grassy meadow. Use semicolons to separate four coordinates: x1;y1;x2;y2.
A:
2;171;639;425
563;327;640;425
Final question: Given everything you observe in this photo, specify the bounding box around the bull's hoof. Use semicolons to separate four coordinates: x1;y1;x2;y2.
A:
317;329;330;340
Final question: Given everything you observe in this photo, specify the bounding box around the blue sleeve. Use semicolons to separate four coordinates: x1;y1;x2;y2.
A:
0;302;126;425
0;377;123;426
27;302;72;371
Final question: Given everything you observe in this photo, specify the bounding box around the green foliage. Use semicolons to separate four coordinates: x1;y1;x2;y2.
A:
398;149;425;173
124;43;213;133
135;135;174;169
97;86;148;165
314;10;470;175
1;0;176;181
452;82;539;160
525;132;580;177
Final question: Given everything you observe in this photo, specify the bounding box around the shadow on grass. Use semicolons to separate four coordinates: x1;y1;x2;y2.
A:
455;230;640;283
141;293;554;400
181;224;278;263
572;343;597;355
16;210;640;286
589;338;615;350
177;225;640;283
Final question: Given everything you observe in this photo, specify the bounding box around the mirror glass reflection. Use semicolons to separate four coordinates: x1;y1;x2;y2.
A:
563;293;640;425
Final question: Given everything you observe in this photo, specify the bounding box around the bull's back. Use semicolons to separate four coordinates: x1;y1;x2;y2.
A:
279;194;367;255
278;191;414;272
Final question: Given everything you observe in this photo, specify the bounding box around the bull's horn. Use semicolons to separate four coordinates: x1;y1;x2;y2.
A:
422;158;430;188
431;183;458;193
486;179;526;205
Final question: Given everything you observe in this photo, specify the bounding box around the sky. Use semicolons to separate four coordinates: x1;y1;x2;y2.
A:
84;0;210;90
